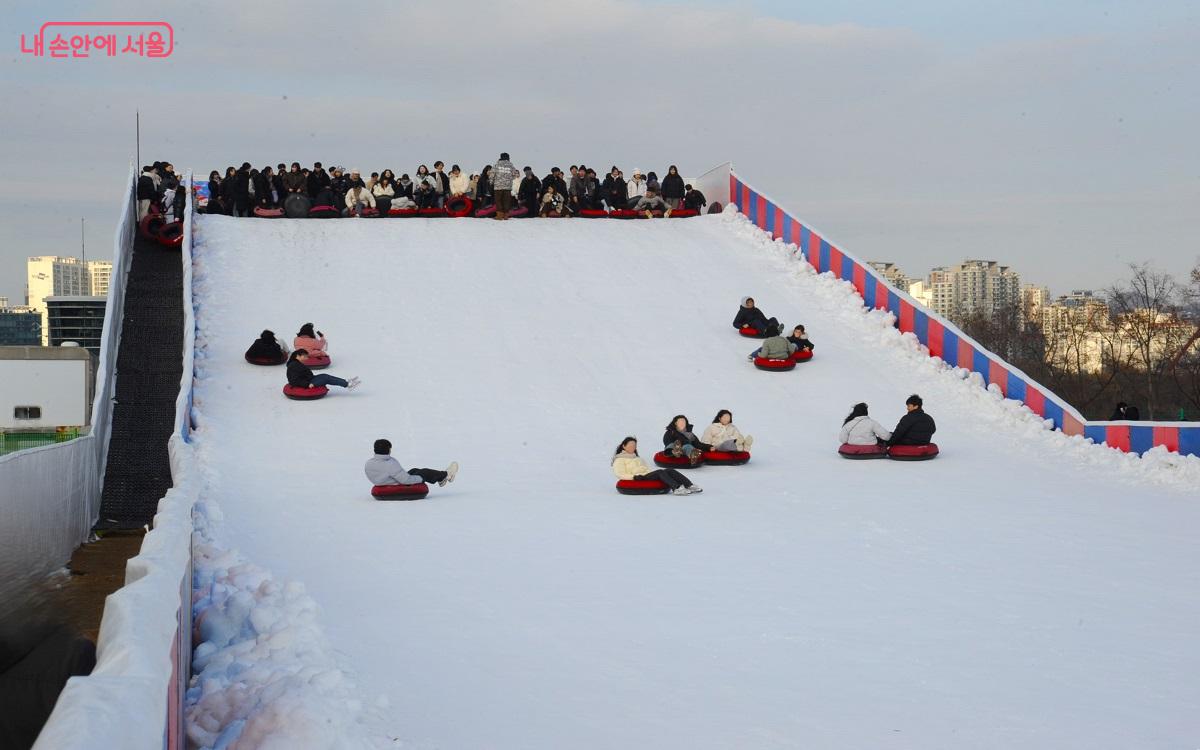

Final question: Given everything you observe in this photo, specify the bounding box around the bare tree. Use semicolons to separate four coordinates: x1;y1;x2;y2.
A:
1169;260;1200;415
1107;263;1186;419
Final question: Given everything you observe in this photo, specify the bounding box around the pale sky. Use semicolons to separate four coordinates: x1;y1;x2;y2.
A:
3;0;1197;303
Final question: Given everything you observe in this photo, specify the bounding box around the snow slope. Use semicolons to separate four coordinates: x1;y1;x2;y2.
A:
185;210;1200;749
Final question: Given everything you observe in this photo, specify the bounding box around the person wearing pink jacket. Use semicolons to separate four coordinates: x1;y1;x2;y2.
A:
293;322;328;355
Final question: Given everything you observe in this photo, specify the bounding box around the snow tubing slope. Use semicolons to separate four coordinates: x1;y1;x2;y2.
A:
188;211;1200;749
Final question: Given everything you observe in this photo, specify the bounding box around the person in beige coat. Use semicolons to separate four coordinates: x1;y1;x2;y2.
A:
700;410;755;452
611;437;700;496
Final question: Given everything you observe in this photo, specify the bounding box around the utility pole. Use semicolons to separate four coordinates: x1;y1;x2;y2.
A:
81;217;88;294
136;110;140;168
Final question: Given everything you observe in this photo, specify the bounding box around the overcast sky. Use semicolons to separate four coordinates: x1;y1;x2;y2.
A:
3;0;1197;303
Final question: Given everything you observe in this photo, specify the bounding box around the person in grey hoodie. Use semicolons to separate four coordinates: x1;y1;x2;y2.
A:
364;439;459;487
748;329;796;361
632;187;671;217
490;152;519;220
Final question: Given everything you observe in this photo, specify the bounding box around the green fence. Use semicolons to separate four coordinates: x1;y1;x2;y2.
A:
0;428;83;456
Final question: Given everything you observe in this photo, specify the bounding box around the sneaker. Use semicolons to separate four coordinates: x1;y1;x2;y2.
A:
672;487;691;496
445;461;459;484
739;435;754;452
346;377;361;390
747;353;755;361
671;442;684;458
687;485;703;494
689;451;703;466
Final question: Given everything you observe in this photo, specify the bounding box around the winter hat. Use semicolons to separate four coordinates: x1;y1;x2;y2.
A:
740;296;752;306
633;168;642;176
350;168;361;175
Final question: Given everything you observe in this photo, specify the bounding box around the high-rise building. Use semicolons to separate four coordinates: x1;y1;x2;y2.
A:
89;262;112;298
45;296;106;355
0;296;8;308
867;262;916;293
920;261;1021;322
26;256;112;344
1021;285;1051;327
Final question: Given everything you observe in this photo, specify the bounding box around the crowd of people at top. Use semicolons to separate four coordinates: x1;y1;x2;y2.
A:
204;153;711;219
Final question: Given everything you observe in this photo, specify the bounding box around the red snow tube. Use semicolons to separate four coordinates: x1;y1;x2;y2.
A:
389;207;419;217
838;443;888;460
888;443;940;461
609;209;643;220
541;211;567;218
419;207;447;218
616;479;670;495
446;196;474;217
653;451;697;468
304;353;331;370
282;384;328;400
245;352;286;366
510;205;531;218
792;349;814;363
702;450;750;466
669;209;699;218
351;207;380;218
253;206;285;218
308;205;339;218
753;357;795;372
139;214;166;240
371;483;430;500
156;221;184;248
474;204;497;218
579;209;609;218
738;327;767;338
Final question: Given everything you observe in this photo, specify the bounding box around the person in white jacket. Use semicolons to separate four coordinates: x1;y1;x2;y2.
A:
365;439;459;488
448;164;470;197
626;168;647;206
700;410;755;452
343;176;376;216
838;403;892;446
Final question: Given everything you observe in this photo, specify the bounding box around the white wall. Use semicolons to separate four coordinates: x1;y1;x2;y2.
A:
0;359;89;429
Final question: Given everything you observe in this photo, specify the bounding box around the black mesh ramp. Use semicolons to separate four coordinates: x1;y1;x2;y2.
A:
97;234;183;529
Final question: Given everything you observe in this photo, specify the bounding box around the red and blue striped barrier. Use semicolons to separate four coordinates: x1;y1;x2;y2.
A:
729;171;1199;458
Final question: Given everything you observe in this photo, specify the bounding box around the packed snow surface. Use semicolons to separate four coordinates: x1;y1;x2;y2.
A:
186;210;1200;749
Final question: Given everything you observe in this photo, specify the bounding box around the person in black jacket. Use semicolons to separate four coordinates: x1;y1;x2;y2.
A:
888;395;936;446
136;165;158;220
1108;402;1128;420
683;184;707;212
601;167;626;211
787;324;815;352
476;165;494;208
245;330;288;363
307;161;331;199
329;166;352;210
663;415;711;466
518;167;541;215
231;162;252;217
661;165;685;209
286;350;360;391
252;166;277;208
220;166;238;216
540;167;568;199
733;297;779;334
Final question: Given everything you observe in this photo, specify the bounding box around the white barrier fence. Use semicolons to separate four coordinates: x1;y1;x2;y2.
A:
34;173;197;750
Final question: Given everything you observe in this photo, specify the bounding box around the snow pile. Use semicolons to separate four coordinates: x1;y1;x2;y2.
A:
718;205;1200;491
186;212;1200;749
183;248;389;750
